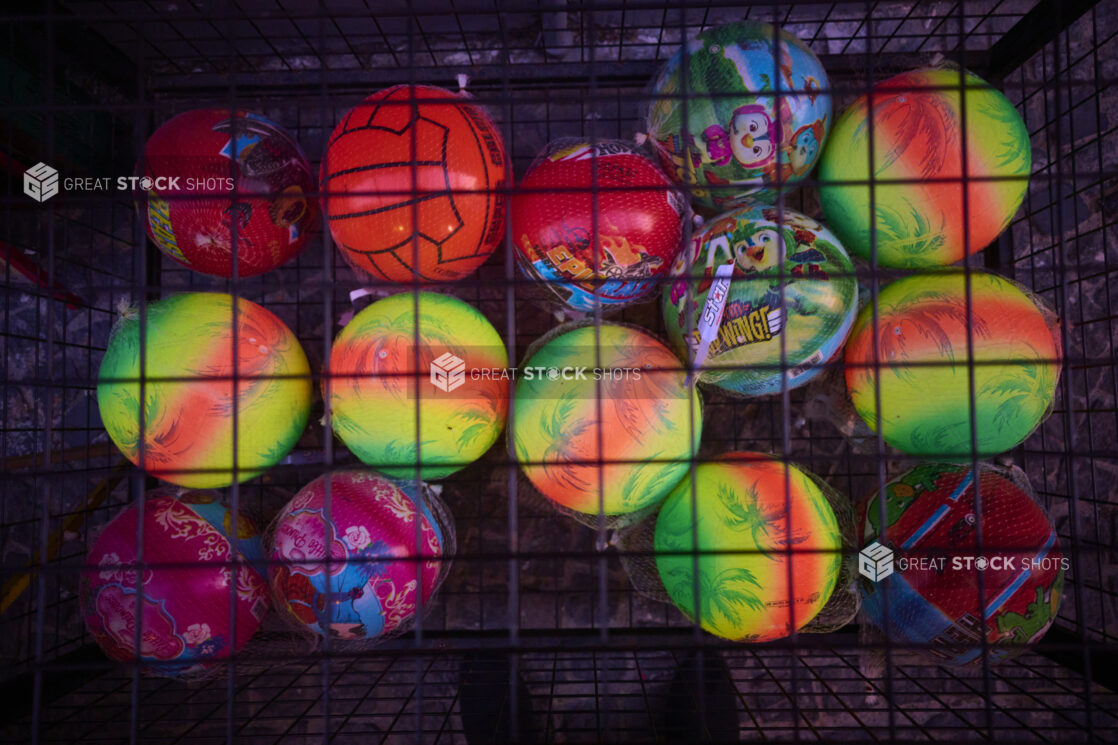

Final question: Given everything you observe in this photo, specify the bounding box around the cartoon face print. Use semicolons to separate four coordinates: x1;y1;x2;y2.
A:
789;126;819;174
729;105;777;168
788;121;824;176
733;228;782;272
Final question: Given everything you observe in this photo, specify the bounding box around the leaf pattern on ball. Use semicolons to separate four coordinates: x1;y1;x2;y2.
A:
716;478;775;561
669;565;766;636
875;288;988;378
978;342;1053;434
874;201;947;258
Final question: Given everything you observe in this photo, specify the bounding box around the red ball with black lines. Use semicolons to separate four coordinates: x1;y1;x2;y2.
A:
138;109;318;278
321;85;509;283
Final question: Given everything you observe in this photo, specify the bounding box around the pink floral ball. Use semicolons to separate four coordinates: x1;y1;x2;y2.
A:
80;489;270;676
269;470;447;640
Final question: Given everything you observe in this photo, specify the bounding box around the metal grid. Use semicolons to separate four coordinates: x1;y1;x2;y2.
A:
1;0;1117;742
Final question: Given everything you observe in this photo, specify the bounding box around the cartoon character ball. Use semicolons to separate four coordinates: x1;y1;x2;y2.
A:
511;139;686;310
269;470;447;640
819;68;1031;268
326;292;508;480
97;293;312;488
858;463;1064;665
845;271;1060;458
322;84;508;283
654;453;842;641
137;109;317;277
663;205;858;396
80;489;270;676
646;21;831;210
512;324;702;516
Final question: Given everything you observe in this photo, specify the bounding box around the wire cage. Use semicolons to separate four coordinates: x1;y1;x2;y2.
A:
1;0;1117;742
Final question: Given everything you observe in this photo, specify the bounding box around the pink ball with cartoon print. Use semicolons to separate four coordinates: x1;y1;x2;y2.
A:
268;470;446;641
79;490;270;676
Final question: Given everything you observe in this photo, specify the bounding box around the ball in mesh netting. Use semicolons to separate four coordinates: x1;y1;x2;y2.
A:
510;139;686;311
818;67;1031;268
645;20;832;211
321;84;508;283
80;489;270;677
857;463;1064;666
844;270;1060;459
137;109;318;277
326;291;508;480
662;205;858;397
96;293;313;488
512;323;702;516
653;453;843;642
268;470;448;641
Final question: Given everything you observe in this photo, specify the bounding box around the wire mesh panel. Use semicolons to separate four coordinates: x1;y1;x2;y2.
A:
1;0;1116;743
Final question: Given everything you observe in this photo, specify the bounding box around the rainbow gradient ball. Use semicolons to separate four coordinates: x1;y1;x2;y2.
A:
269;469;447;640
97;293;312;488
512;324;702;516
80;489;270;676
663;205;858;396
646;21;831;210
819;68;1031;268
858;463;1064;666
654;453;842;641
845;271;1060;458
326;292;508;480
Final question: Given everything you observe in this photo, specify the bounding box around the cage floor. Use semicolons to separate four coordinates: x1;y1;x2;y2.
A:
6;638;1116;744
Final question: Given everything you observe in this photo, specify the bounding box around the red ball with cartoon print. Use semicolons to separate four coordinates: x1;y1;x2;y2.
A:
137;109;318;278
511;139;686;311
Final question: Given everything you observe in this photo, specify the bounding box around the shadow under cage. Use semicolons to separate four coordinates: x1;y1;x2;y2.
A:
1;0;1116;742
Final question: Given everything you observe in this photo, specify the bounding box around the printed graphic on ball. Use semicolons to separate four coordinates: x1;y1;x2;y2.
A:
663;205;857;396
857;463;1064;666
80;490;270;677
269;470;445;640
646;21;831;210
139;109;318;278
512;139;685;311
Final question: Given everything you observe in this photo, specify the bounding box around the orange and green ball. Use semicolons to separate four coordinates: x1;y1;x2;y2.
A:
97;293;312;488
512;324;702;516
326;291;508;480
844;271;1060;458
819;67;1030;268
654;453;842;642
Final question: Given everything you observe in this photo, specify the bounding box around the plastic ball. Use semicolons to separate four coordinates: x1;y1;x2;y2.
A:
97;293;312;488
511;139;686;310
844;271;1060;458
269;469;447;640
858;463;1064;666
654;453;842;642
663;205;858;396
819;68;1031;268
80;489;270;676
137;109;317;277
321;84;508;283
646;21;831;210
326;292;508;479
512;324;702;516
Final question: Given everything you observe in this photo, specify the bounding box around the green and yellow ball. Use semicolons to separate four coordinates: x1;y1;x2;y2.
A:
97;293;312;488
654;453;843;641
326;292;508;480
819;67;1030;268
845;271;1060;458
512;324;702;516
